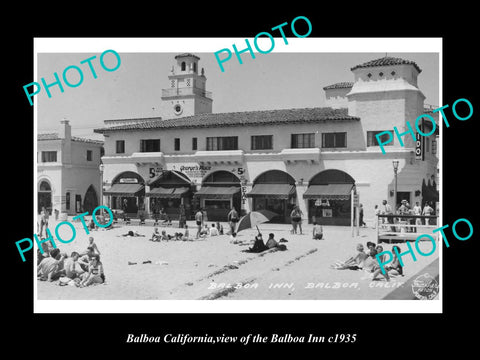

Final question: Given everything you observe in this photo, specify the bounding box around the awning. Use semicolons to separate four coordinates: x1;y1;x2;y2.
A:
194;186;240;199
103;183;144;197
303;183;354;200
246;184;296;199
146;186;189;198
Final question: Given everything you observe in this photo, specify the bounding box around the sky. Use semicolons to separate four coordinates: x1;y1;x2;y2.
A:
36;40;439;141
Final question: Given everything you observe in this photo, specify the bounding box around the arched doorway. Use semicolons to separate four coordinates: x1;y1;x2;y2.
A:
194;170;241;221
146;170;193;220
83;185;99;214
38;180;52;214
104;171;145;214
247;170;296;223
304;169;355;226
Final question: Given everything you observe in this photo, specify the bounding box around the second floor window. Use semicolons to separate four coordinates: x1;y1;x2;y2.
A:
140;139;160;152
41;151;57;162
86;150;92;161
251;135;273;150
291;133;315;148
322;132;347;148
367;131;394;147
192;137;198;151
116;140;125;154
174;138;180;151
206;136;238;151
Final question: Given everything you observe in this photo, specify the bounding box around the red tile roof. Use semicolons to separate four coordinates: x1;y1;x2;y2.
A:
351;56;422;73
323;82;354;90
37;132;104;144
93;107;360;134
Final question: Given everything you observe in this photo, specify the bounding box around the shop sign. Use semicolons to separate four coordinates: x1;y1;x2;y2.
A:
119;178;138;183
149;167;164;178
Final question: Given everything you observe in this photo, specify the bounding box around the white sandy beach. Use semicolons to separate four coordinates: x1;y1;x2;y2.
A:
36;217;439;302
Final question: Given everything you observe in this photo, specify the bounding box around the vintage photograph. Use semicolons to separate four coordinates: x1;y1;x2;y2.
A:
34;38;441;312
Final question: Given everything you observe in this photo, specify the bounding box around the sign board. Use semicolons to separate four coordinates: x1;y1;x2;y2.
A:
415;121;425;161
119;178;138;184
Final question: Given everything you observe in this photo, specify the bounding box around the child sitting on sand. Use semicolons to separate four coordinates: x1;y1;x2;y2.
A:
209;223;219;236
161;230;171;241
330;243;368;270
199;225;209;238
150;227;161;242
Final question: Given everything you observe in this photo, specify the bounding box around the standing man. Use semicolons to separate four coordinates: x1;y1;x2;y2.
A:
195;208;203;239
413;201;422;231
422;202;434;225
382;200;394;232
227;206;239;235
359;204;366;227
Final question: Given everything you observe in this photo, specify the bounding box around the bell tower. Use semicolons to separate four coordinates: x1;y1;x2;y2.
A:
160;53;213;119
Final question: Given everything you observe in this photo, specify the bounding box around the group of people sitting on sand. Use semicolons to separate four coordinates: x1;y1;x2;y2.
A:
37;236;105;287
246;233;288;253
149;225;192;241
330;241;403;281
147;222;225;242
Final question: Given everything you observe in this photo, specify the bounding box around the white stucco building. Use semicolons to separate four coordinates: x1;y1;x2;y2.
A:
93;53;439;225
37;119;104;216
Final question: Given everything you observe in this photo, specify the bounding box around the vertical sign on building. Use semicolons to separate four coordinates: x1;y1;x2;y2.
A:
415;120;424;161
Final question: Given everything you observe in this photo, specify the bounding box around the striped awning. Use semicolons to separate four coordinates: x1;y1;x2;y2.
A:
303;184;354;200
103;183;144;197
246;184;296;199
146;187;189;198
194;186;240;199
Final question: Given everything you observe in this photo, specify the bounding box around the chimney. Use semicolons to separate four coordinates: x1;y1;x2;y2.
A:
59;118;71;140
60;118;72;165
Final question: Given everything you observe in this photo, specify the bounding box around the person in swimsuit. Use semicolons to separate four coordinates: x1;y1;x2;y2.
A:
79;254;105;287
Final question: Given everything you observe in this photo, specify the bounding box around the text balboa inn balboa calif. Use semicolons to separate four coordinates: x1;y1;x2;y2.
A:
93;53;439;226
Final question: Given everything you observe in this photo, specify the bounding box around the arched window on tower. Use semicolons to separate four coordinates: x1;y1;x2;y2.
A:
181;62;186;71
193;62;197;73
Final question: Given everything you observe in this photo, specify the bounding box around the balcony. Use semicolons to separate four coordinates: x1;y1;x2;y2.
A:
162;87;212;100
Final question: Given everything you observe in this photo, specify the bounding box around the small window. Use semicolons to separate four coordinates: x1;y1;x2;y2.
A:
192;137;198;151
193;62;197;73
251;135;273;150
322;132;347;148
181;62;186;71
367;73;372;78
379;72;384;77
291;133;315;148
140;139;161;152
367;131;394;147
86;150;92;161
66;192;70;211
41;151;57;162
174;138;180;151
116;140;125;154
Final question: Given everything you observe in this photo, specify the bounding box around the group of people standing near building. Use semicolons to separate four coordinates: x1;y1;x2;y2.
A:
375;199;436;232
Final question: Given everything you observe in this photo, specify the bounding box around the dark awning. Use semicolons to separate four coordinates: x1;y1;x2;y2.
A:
194;186;240;199
246;184;296;199
104;183;144;197
146;186;189;198
303;183;353;200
